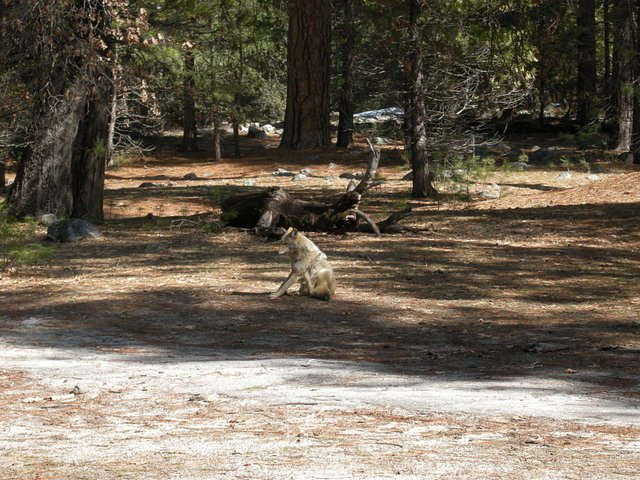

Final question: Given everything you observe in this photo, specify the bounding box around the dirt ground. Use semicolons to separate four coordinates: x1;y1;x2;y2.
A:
1;135;640;479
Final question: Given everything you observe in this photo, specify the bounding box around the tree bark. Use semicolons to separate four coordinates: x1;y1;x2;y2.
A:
576;0;598;126
182;42;198;153
5;0;114;222
106;45;119;168
280;0;331;149
336;0;356;148
408;0;436;198
603;0;612;85
210;16;222;162
614;0;635;152
72;78;111;222
8;82;87;219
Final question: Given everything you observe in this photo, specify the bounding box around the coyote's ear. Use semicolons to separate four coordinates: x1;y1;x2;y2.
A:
290;228;298;238
282;226;294;238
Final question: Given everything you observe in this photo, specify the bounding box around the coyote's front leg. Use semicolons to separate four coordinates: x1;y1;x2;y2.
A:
270;272;300;299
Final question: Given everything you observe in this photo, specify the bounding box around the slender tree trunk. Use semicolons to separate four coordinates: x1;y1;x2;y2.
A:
534;6;549;126
233;95;241;158
106;45;119;168
232;39;244;158
280;0;331;149
210;16;222;162
614;0;635;152
577;0;598;126
603;0;612;85
182;42;198;153
336;0;356;148
408;0;436;198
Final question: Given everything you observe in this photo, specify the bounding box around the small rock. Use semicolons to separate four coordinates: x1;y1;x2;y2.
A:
524;342;569;353
291;173;308;182
138;182;160;188
183;173;198;180
478;191;500;199
273;168;294;177
339;172;364;180
586;174;599;181
300;167;314;175
22;317;41;326
47;218;103;242
328;162;337;169
557;171;572;180
243;180;257;186
39;214;58;227
511;161;534;170
339;172;358;180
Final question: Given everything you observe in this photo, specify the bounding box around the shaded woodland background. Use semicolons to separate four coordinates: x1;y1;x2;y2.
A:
1;0;640;226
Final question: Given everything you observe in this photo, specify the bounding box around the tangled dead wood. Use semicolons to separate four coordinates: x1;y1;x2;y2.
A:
221;140;413;237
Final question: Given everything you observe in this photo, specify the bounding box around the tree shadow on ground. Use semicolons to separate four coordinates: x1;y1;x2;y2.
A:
1;198;638;399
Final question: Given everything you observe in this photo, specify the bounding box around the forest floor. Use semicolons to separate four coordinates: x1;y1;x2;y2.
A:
1;132;640;479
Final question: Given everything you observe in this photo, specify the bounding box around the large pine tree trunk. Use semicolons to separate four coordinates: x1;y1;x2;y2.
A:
614;0;635;152
576;0;597;126
336;0;356;148
280;0;331;149
8;81;87;219
408;0;436;198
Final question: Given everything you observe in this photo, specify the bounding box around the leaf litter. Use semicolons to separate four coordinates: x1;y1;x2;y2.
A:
1;138;639;479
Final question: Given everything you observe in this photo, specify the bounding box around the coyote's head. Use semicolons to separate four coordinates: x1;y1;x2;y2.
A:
278;227;299;254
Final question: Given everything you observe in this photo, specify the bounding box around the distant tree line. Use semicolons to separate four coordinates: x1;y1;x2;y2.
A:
1;0;639;222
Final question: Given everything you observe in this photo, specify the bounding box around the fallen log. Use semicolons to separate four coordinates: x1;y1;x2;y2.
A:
220;139;413;237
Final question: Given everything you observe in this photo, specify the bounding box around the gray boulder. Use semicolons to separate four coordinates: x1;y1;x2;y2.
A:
47;219;103;242
273;168;294;177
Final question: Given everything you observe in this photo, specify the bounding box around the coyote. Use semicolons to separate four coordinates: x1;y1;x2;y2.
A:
269;227;336;301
